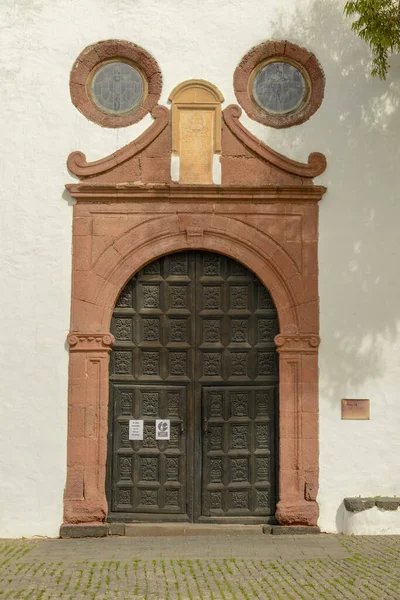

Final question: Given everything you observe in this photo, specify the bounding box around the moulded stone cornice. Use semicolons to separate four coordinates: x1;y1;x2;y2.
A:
169;79;224;103
67;105;170;178
223;104;327;178
274;333;321;352
67;332;115;352
66;182;327;202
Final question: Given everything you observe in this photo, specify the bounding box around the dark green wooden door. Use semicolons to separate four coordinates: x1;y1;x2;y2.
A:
107;251;278;522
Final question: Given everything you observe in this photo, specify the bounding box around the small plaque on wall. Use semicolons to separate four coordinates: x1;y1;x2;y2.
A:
341;399;370;420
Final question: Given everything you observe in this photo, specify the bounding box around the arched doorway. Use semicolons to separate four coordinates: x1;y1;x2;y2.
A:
107;251;279;523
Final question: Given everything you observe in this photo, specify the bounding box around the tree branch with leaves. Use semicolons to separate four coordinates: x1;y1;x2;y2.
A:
344;0;400;79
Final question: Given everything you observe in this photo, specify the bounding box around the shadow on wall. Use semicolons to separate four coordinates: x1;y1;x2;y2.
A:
266;0;400;406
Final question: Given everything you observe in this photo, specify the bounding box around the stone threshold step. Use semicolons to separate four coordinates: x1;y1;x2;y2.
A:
60;523;320;538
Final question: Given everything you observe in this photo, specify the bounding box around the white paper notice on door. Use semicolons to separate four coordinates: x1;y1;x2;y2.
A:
155;419;170;440
129;420;144;441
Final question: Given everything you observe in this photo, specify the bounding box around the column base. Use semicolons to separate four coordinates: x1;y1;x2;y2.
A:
64;497;107;526
276;500;319;527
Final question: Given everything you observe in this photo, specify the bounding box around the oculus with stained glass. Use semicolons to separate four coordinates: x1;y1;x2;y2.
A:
90;61;145;115
252;61;307;115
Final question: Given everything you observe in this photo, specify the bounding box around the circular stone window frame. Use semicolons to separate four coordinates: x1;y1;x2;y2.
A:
233;41;325;128
70;40;162;128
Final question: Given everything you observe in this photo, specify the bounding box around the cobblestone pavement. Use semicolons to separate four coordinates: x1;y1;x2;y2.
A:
1;534;400;599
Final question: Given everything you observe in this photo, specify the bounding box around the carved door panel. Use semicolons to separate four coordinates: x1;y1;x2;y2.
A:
108;251;278;522
108;254;195;518
110;385;186;514
195;253;278;518
201;387;276;516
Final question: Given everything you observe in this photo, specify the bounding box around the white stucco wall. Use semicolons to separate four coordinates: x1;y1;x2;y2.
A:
1;0;399;537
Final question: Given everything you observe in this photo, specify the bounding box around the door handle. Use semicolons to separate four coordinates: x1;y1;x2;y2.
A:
180;420;185;434
203;417;208;434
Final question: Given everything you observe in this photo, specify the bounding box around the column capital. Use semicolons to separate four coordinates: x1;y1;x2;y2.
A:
274;333;320;353
67;332;115;353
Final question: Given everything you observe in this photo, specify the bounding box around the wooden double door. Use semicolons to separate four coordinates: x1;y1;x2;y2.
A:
107;251;279;522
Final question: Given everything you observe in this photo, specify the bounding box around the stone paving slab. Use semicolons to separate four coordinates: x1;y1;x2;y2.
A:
0;535;399;599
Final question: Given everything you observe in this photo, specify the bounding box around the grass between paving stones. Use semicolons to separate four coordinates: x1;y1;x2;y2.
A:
1;537;400;599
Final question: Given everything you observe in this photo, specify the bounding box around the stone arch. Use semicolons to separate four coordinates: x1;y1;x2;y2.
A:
73;215;300;335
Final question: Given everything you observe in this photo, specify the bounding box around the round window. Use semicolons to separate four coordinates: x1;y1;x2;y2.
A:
252;61;307;115
70;41;162;127
90;61;145;115
233;41;325;128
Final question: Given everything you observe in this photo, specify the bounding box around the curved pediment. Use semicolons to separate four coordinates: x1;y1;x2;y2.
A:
66;86;326;187
67;105;170;179
223;105;326;179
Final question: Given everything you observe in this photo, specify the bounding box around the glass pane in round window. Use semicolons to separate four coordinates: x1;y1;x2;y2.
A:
91;62;144;114
253;62;306;114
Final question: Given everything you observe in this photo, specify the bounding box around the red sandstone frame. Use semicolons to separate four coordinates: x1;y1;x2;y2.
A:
64;100;326;532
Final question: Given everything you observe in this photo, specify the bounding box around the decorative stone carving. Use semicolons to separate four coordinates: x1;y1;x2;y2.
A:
274;333;321;352
67;333;115;353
